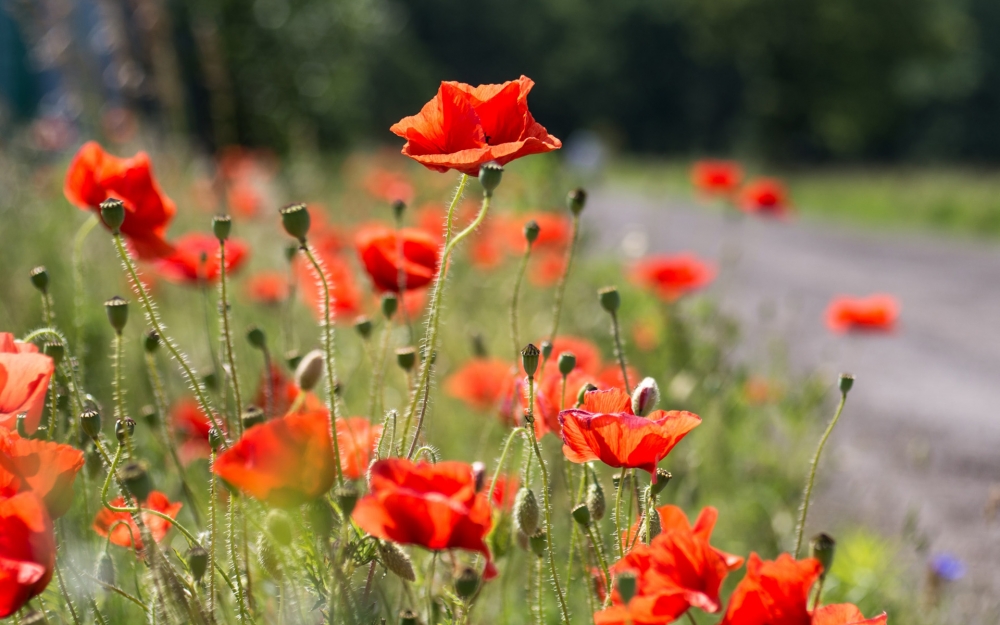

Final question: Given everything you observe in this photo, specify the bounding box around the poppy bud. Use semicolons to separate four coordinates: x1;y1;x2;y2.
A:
650;469;672;495
557;352;576;377
104;296;129;335
395;347;417;372
392;199;407;223
514;487;539;536
212;214;232;241
97;551;115;586
187;545;209;583
540;341;553;360
257;533;282;578
381;293;398;320
586;480;606;521
810;533;836;578
515;529;530;552
839;373;855;395
15;414;28;438
354;316;373;339
115;418;135;444
379;541;416;582
208;427;225;452
29;266;49;293
121;461;152;502
399;610;419;625
307;500;335;542
42;342;64;367
285;350;303;370
521;344;540;378
295;349;324;392
640;509;662;543
523;220;540;245
572;503;591;527
246;325;267;350
279;203;311;243
577;383;598;407
242;406;265;429
336;484;359;517
266;509;294;547
487;513;513;560
529;531;547;557
100;198;126;233
631;377;660;417
143;330;160;353
567;188;587;216
141;405;159;428
478;161;504;196
598;286;620;314
202;371;219;391
470;333;488;358
472;462;486;492
616;571;637;605
81;409;102;439
455;567;480;600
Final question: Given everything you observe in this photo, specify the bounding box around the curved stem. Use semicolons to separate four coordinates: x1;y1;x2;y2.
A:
218;241;244;432
510;245;533;365
794;391;849;557
486;427;526;508
405;358;435;459
586;523;612;606
546;214;581;351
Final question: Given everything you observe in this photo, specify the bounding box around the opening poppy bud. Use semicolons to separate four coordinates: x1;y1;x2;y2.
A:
121;460;152;502
15;414;28;438
212;214;232;241
521;344;540;378
144;330;160;353
257;532;282;578
650;469;672;495
354;316;373;339
396;347;417;371
208;427;225;452
285;350;303;370
471;333;488;358
279;203;311;243
336;484;359;517
616;571;637;605
598;286;621;314
100;198;126;233
141;405;159;428
810;532;836;579
265;509;294;547
572;502;591;527
540;340;553;360
523;220;540;245
586;480;606;521
557;351;576;377
514;487;540;536
392;199;407;223
381;293;398;319
631;377;660;417
839;373;855;395
242;406;265;429
104;296;129;334
80;409;102;439
529;531;547;557
42;342;64;367
246;325;267;350
115;417;135;444
577;383;599;407
567;188;587;216
472;462;486;492
478;161;504;195
399;610;420;625
29;266;49;293
455;567;480;600
187;545;209;583
379;541;416;582
295;349;325;392
97;551;115;586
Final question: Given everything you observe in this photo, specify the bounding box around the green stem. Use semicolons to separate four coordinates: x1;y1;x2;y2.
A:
73;214;98;370
510;244;533;364
614;467;628;559
367;321;392;422
405;358;435;459
54;557;82;625
486;427;526;508
610;311;631;395
546;214;581;349
209;452;218;615
794;390;849;557
218;241;244;432
228;497;249;623
586;523;612;607
112;332;133;458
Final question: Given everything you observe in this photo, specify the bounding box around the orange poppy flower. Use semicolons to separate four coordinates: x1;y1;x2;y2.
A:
154;232;249;285
63;141;176;259
170;398;223;465
0;427;84;518
352;459;496;577
212;409;337;507
633;254;716;301
813;605;887;625
390;75;561;175
559;388;700;477
825;294;899;333
337;418;382;481
739;178;791;217
444;358;517;413
0;333;55;435
92;491;182;551
245;270;289;305
296;251;363;321
0;492;55;618
355;224;440;293
364;168;415;205
691;160;743;196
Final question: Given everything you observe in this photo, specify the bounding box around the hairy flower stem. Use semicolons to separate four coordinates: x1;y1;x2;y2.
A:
218;241;244;432
73;214;98;368
614;467;628;559
545;214;581;357
405;359;435;459
111;234;227;447
585;522;612;606
487;427;526;507
209;452;218;615
112;333;133;458
367;320;392;423
509;244;533;364
794;390;849;557
609;311;631;395
54;552;82;625
228;497;250;623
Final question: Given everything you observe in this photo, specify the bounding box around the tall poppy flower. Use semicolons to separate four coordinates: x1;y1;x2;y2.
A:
92;491;182;551
692;160;743;196
559;388;700;478
245;270;289;305
355;224;440;293
212;409;337;507
337;418;382;481
0;492;55;618
352;459;496;578
0;427;84;518
633;254;716;302
825;295;899;334
444;358;517;413
154;232;249;285
63;141;176;259
390;76;561;175
740;178;791;217
0;333;55;435
296;251;362;321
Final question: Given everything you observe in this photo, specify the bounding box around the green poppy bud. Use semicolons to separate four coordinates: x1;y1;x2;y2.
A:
279;203;311;243
572;503;591;527
208;427;225;452
295;349;324;392
577;383;598;407
523;220;540;245
455;567;480;600
557;351;576;377
143;330;160;353
97;552;116;586
29;266;49;293
381;293;398;320
567;188;587;216
529;531;547;557
396;347;417;372
104;296;129;335
586;479;606;521
839;373;855;395
540;340;553;360
141;405;159;428
598;286;620;314
15;414;28;438
379;541;415;582
514;487;539;536
392;200;406;223
246;325;267;350
80;409;102;439
616;571;637;604
212;214;232;241
470;333;488;358
354;316;373;339
811;533;836;579
242;406;265;429
336;484;359;517
115;418;135;444
121;461;152;502
266;509;294;547
42;342;64;367
285;350;303;370
650;469;672;495
400;610;419;625
521;344;540;378
631;377;660;417
187;545;209;583
478;161;504;196
100;198;126;233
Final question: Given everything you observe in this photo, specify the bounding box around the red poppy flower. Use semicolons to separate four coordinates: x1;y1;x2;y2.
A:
506;213;571;254
0;333;55;435
155;232;250;285
444;358;517;413
721;553;820;625
825;295;899;334
633;254;716;301
63;141;176;259
352;459;496;577
486;474;518;510
245;270;289;305
364;168;415;204
355;224;440;293
740;178;791;217
92;491;182;551
296;251;363;321
391;76;561;175
170;398;222;464
337;418;382;481
692;160;743;196
531;365;602;438
813;605;887;625
226;181;263;217
0;492;55;618
528;250;567;287
213;409;337;507
559;388;700;477
0;427;84;518
549;336;603;375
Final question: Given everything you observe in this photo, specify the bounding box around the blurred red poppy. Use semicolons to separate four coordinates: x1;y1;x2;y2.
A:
486;474;518;510
355;224;440;293
813;605;887;625
740;178;791;217
154;233;249;285
529;250;567;287
0;427;84;518
337;417;382;481
227;181;262;217
559;388;700;477
170;398;222;465
0;333;55;435
506;213;571;254
0;492;55;618
245;270;289;305
825;294;899;333
691;160;743;196
390;76;561;175
253;365;324;417
213;409;337;507
92;491;182;551
549;336;603;375
633;254;716;301
364;168;415;204
352;459;496;578
444;358;516;413
296;251;363;321
64;141;176;259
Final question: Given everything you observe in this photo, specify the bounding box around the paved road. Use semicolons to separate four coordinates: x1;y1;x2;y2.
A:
588;186;1000;617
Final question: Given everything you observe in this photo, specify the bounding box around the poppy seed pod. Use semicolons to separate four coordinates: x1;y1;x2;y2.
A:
379;541;416;582
80;409;102;439
187;545;209;583
115;418;135;444
100;198;126;233
557;351;576;377
396;347;417;371
478;161;504;195
265;509;294;547
455;567;480;600
540;340;553;360
29;266;49;293
514;487;539;536
143;330;160;353
212;214;232;241
811;533;836;578
42;342;64;367
523;220;540;245
121;461;152;502
616;571;637;605
571;503;591;527
242;406;265;429
279;203;311;242
400;610;419;625
104;296;129;334
97;551;115;586
567;188;587;216
839;373;855;395
392;199;407;223
354;316;373;339
15;414;28;438
650;469;672;496
472;462;486;492
208;427;225;452
521;344;540;378
381;293;398;319
586;480;606;521
528;531;547;557
141;405;159;428
631;377;660;417
598;286;620;314
246;325;267;350
295;349;325;392
576;383;599;407
335;484;359;517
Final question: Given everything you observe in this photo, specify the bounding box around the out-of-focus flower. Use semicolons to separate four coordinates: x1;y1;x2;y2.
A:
390;76;561;175
227;181;262;217
633;254;716;301
739;178;792;217
743;376;783;405
825;295;900;334
445;358;517;413
487;474;518;510
92;491;182;551
154;233;249;285
631;322;660;352
355;224;439;292
529;250;567;286
548;336;603;375
337;418;382;481
254;365;324;417
0;492;55;618
245;270;289;305
0;333;55;435
691;160;743;196
364;168;415;205
0;427;84;518
296;251;362;321
929;553;966;582
170;398;222;464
